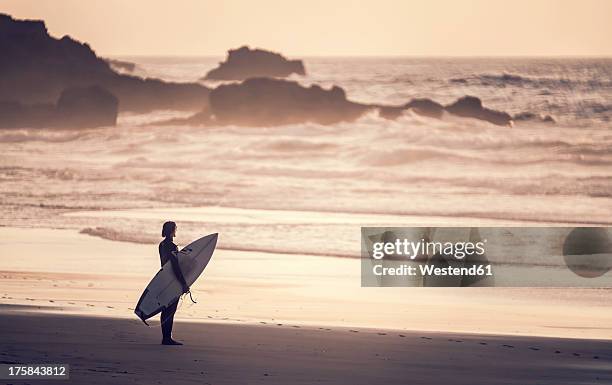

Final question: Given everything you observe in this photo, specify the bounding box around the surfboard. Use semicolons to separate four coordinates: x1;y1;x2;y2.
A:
135;233;218;324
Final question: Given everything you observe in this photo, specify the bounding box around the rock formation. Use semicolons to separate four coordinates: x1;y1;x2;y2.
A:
56;86;119;127
1;14;531;129
513;112;555;124
0;85;118;128
169;77;519;127
0;13;209;113
405;98;445;119
377;96;511;126
203;46;306;81
445;96;513;126
209;78;367;125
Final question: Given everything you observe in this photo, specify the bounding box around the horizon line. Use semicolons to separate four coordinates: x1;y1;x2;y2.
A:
105;53;612;59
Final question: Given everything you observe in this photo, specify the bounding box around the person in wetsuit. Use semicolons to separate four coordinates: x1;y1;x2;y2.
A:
159;221;189;345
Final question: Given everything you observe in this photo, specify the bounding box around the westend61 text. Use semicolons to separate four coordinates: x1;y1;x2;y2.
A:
373;264;493;277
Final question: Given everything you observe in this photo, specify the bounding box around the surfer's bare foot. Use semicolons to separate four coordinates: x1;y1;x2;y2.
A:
161;338;183;346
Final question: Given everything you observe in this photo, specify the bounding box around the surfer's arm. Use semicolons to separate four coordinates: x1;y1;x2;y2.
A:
168;253;189;291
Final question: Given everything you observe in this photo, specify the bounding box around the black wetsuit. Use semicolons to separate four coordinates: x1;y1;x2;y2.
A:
158;238;187;341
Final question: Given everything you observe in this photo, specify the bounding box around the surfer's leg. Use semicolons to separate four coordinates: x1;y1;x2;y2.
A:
161;300;181;344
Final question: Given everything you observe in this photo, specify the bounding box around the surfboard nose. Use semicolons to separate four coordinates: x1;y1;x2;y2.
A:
207;233;219;243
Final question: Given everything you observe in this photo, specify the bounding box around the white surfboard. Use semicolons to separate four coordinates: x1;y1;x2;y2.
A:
135;233;218;324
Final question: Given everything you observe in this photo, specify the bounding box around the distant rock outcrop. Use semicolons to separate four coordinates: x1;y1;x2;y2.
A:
56;86;118;127
171;78;519;127
513;111;555;124
376;99;444;120
377;96;512;126
183;78;367;125
0;85;118;128
406;98;445;119
0;13;209;112
376;105;406;120
0;101;53;129
203;46;306;81
445;96;513;126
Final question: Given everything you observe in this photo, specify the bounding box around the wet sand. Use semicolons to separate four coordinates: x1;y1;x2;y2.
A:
1;310;610;385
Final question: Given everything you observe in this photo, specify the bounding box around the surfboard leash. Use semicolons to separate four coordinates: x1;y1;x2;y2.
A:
186;290;197;304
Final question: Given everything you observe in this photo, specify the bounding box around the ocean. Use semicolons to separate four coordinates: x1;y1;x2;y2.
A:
1;57;611;258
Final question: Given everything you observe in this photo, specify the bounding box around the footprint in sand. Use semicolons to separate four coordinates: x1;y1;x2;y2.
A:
291;325;300;328
86;304;95;307
377;333;387;336
502;344;514;348
349;330;358;333
555;350;562;354
260;321;267;324
277;323;283;326
420;336;432;340
479;342;488;345
528;347;540;351
106;306;114;309
593;356;599;359
572;353;581;357
399;334;406;337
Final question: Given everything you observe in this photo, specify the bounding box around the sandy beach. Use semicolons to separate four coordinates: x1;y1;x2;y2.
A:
2;226;612;339
0;310;610;385
1;226;611;384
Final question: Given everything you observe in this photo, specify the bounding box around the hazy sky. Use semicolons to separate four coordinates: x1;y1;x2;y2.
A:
2;0;611;56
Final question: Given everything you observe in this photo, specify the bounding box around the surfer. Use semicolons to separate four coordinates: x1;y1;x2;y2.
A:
159;221;189;345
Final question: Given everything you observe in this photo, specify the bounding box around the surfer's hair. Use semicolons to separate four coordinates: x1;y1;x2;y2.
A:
162;221;176;237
